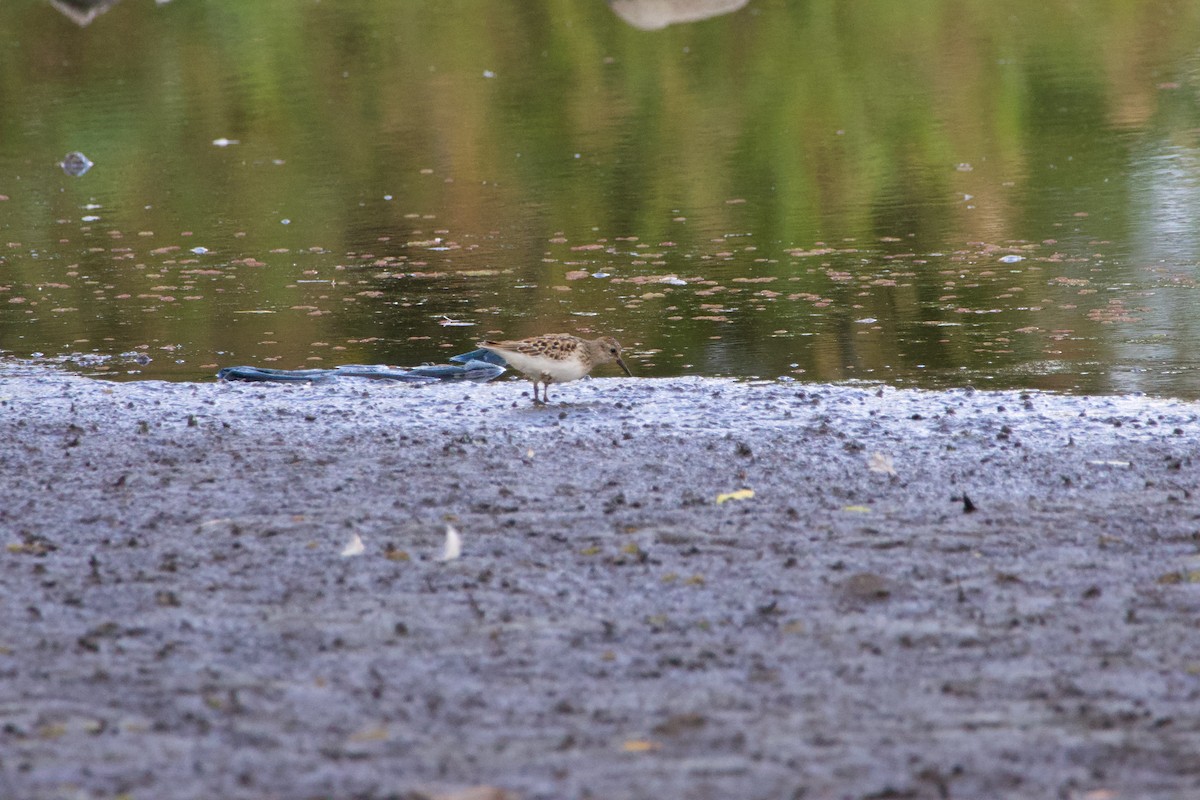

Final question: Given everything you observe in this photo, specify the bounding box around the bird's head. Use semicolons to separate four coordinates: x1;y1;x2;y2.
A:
597;336;633;376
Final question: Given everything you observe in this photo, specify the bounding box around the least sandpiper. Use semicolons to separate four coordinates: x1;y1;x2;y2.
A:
477;333;633;404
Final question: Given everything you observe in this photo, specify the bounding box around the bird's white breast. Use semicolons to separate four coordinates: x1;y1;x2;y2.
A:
500;350;590;383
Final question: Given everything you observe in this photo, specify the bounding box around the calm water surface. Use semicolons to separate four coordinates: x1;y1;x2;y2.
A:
3;0;1200;397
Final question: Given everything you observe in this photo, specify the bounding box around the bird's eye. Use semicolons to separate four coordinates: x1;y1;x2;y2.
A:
609;348;617;354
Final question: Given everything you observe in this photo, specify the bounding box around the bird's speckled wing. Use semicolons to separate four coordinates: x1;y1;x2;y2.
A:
480;334;581;360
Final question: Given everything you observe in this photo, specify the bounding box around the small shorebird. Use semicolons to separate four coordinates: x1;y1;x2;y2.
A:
477;333;633;404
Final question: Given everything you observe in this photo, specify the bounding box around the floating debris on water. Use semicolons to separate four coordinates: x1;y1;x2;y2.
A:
60;152;93;176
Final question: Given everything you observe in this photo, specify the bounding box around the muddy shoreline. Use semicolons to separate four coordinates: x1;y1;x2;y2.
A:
2;371;1199;800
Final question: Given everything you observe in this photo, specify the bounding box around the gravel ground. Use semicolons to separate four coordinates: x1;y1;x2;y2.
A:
2;370;1200;800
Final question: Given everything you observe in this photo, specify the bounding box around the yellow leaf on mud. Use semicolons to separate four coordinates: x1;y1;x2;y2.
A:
6;541;50;555
841;505;871;513
1157;569;1200;584
36;723;66;740
349;725;390;742
715;488;754;504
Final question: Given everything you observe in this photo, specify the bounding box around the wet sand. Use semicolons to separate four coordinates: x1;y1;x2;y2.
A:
2;371;1199;800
